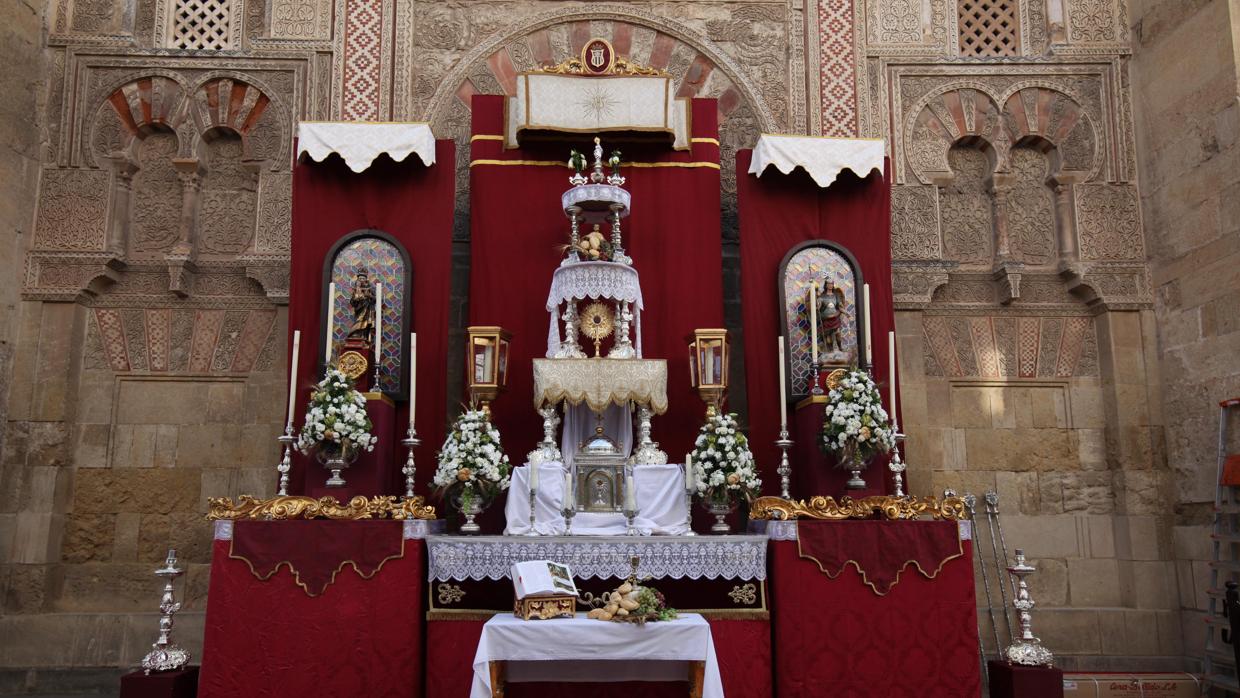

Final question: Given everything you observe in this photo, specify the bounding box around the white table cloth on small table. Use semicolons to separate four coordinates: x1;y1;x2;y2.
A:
471;612;723;698
504;462;689;535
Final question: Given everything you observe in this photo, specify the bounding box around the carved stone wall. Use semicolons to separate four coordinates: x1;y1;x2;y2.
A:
0;0;1211;685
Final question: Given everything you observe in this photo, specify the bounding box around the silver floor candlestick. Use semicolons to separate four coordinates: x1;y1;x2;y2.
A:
275;426;296;496
889;430;906;498
1004;550;1054;666
141;549;189;674
775;430;793;499
528;473;538;535
400;426;420;499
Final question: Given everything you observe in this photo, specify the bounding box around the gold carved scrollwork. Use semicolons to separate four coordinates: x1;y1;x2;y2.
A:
437;583;466;605
748;495;968;522
539;56;668;77
206;494;437;521
728;583;757;605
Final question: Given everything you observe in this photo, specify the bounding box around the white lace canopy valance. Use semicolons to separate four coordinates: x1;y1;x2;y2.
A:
546;261;645;357
748;134;885;188
297;122;437;173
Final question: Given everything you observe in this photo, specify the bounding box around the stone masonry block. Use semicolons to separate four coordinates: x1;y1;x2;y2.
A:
73;469;200;515
1068;558;1122;606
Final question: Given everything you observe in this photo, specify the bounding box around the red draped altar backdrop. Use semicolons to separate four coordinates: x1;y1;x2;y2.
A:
736;150;895;498
288;142;455;495
468;94;723;467
770;520;981;697
198;520;428;697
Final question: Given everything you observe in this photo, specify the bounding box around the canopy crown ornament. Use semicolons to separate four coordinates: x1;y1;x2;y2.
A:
539;38;669;77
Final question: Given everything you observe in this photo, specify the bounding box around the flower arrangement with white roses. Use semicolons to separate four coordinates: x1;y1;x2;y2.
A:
433;409;512;504
821;368;896;465
689;412;762;503
296;367;376;457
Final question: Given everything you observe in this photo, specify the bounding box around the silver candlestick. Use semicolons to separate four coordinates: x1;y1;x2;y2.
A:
527;465;539;535
683;488;696;537
889;430;906;497
1003;549;1054;666
400;426;420;499
775;430;793;499
561;468;576;536
141;549;190;674
810;360;824;396
275;426;295;496
623;464;638;535
528;406;563;465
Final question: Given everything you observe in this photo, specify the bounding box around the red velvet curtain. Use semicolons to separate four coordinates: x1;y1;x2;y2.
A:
736;151;895;497
468;95;723;468
288;143;455;495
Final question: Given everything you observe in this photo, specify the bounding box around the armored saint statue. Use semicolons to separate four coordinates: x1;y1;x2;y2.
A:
815;279;848;355
346;269;376;341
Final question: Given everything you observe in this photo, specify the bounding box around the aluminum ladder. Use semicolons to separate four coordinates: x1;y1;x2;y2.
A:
1204;397;1240;695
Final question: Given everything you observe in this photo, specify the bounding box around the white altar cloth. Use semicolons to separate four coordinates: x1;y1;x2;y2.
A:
471;612;724;698
504;462;688;536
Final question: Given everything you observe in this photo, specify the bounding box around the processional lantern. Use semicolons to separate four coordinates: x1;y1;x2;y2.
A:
688;328;729;416
466;326;511;418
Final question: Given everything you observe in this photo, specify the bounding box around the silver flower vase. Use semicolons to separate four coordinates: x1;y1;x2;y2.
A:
705;492;736;534
315;443;358;488
453;484;485;534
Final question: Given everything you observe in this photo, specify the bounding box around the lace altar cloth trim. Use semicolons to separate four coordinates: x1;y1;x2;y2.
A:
561;185;632;217
532;358;668;414
426;535;767;581
297;122;437;173
546;261;644;358
748;134;884;189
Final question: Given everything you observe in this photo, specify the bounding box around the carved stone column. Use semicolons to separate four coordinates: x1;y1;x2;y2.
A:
167;158;204;296
104;155;139;257
1050;175;1080;265
989;172;1017;263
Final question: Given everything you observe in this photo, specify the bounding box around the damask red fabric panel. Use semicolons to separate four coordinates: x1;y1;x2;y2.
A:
796;518;964;595
199;534;426;698
228;520;406;596
735;150;894;498
468;95;723;465
770;525;981;698
288;142;455;495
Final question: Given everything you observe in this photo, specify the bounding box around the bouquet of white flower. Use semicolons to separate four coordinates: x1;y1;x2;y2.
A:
296;367;376;457
433;409;512;500
821;368;895;466
689;412;762;503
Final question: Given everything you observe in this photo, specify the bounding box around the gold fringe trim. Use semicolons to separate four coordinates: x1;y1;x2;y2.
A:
470;134;505;142
427;610;501;621
796;535;965;597
691;137;721;146
228;537;408;598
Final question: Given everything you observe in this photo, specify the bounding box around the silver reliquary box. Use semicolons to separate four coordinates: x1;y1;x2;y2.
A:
574;427;627;513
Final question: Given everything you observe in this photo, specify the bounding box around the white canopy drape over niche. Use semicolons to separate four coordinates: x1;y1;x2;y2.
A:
296;122;437;173
545;261;644;359
506;74;691;150
747;133;884;188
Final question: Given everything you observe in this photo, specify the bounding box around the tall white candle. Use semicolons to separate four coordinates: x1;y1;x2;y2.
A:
777;336;788;430
809;282;818;365
374;283;383;364
563;468;573;508
531;462;540;491
324;282;336;363
408;333;417;427
625;474;637;511
685;453;695;491
889;331;899;430
863;284;872;367
285;330;301;429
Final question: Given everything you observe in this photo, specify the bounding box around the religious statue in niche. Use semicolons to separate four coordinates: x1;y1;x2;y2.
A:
347;268;377;342
778;242;863;399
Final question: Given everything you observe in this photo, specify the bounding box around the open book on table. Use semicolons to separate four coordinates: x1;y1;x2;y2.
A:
512;560;579;599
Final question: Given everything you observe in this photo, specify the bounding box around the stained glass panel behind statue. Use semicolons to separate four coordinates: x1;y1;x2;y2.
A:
330;237;406;394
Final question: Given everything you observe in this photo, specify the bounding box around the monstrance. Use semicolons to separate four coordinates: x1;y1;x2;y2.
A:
580;301;615;358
